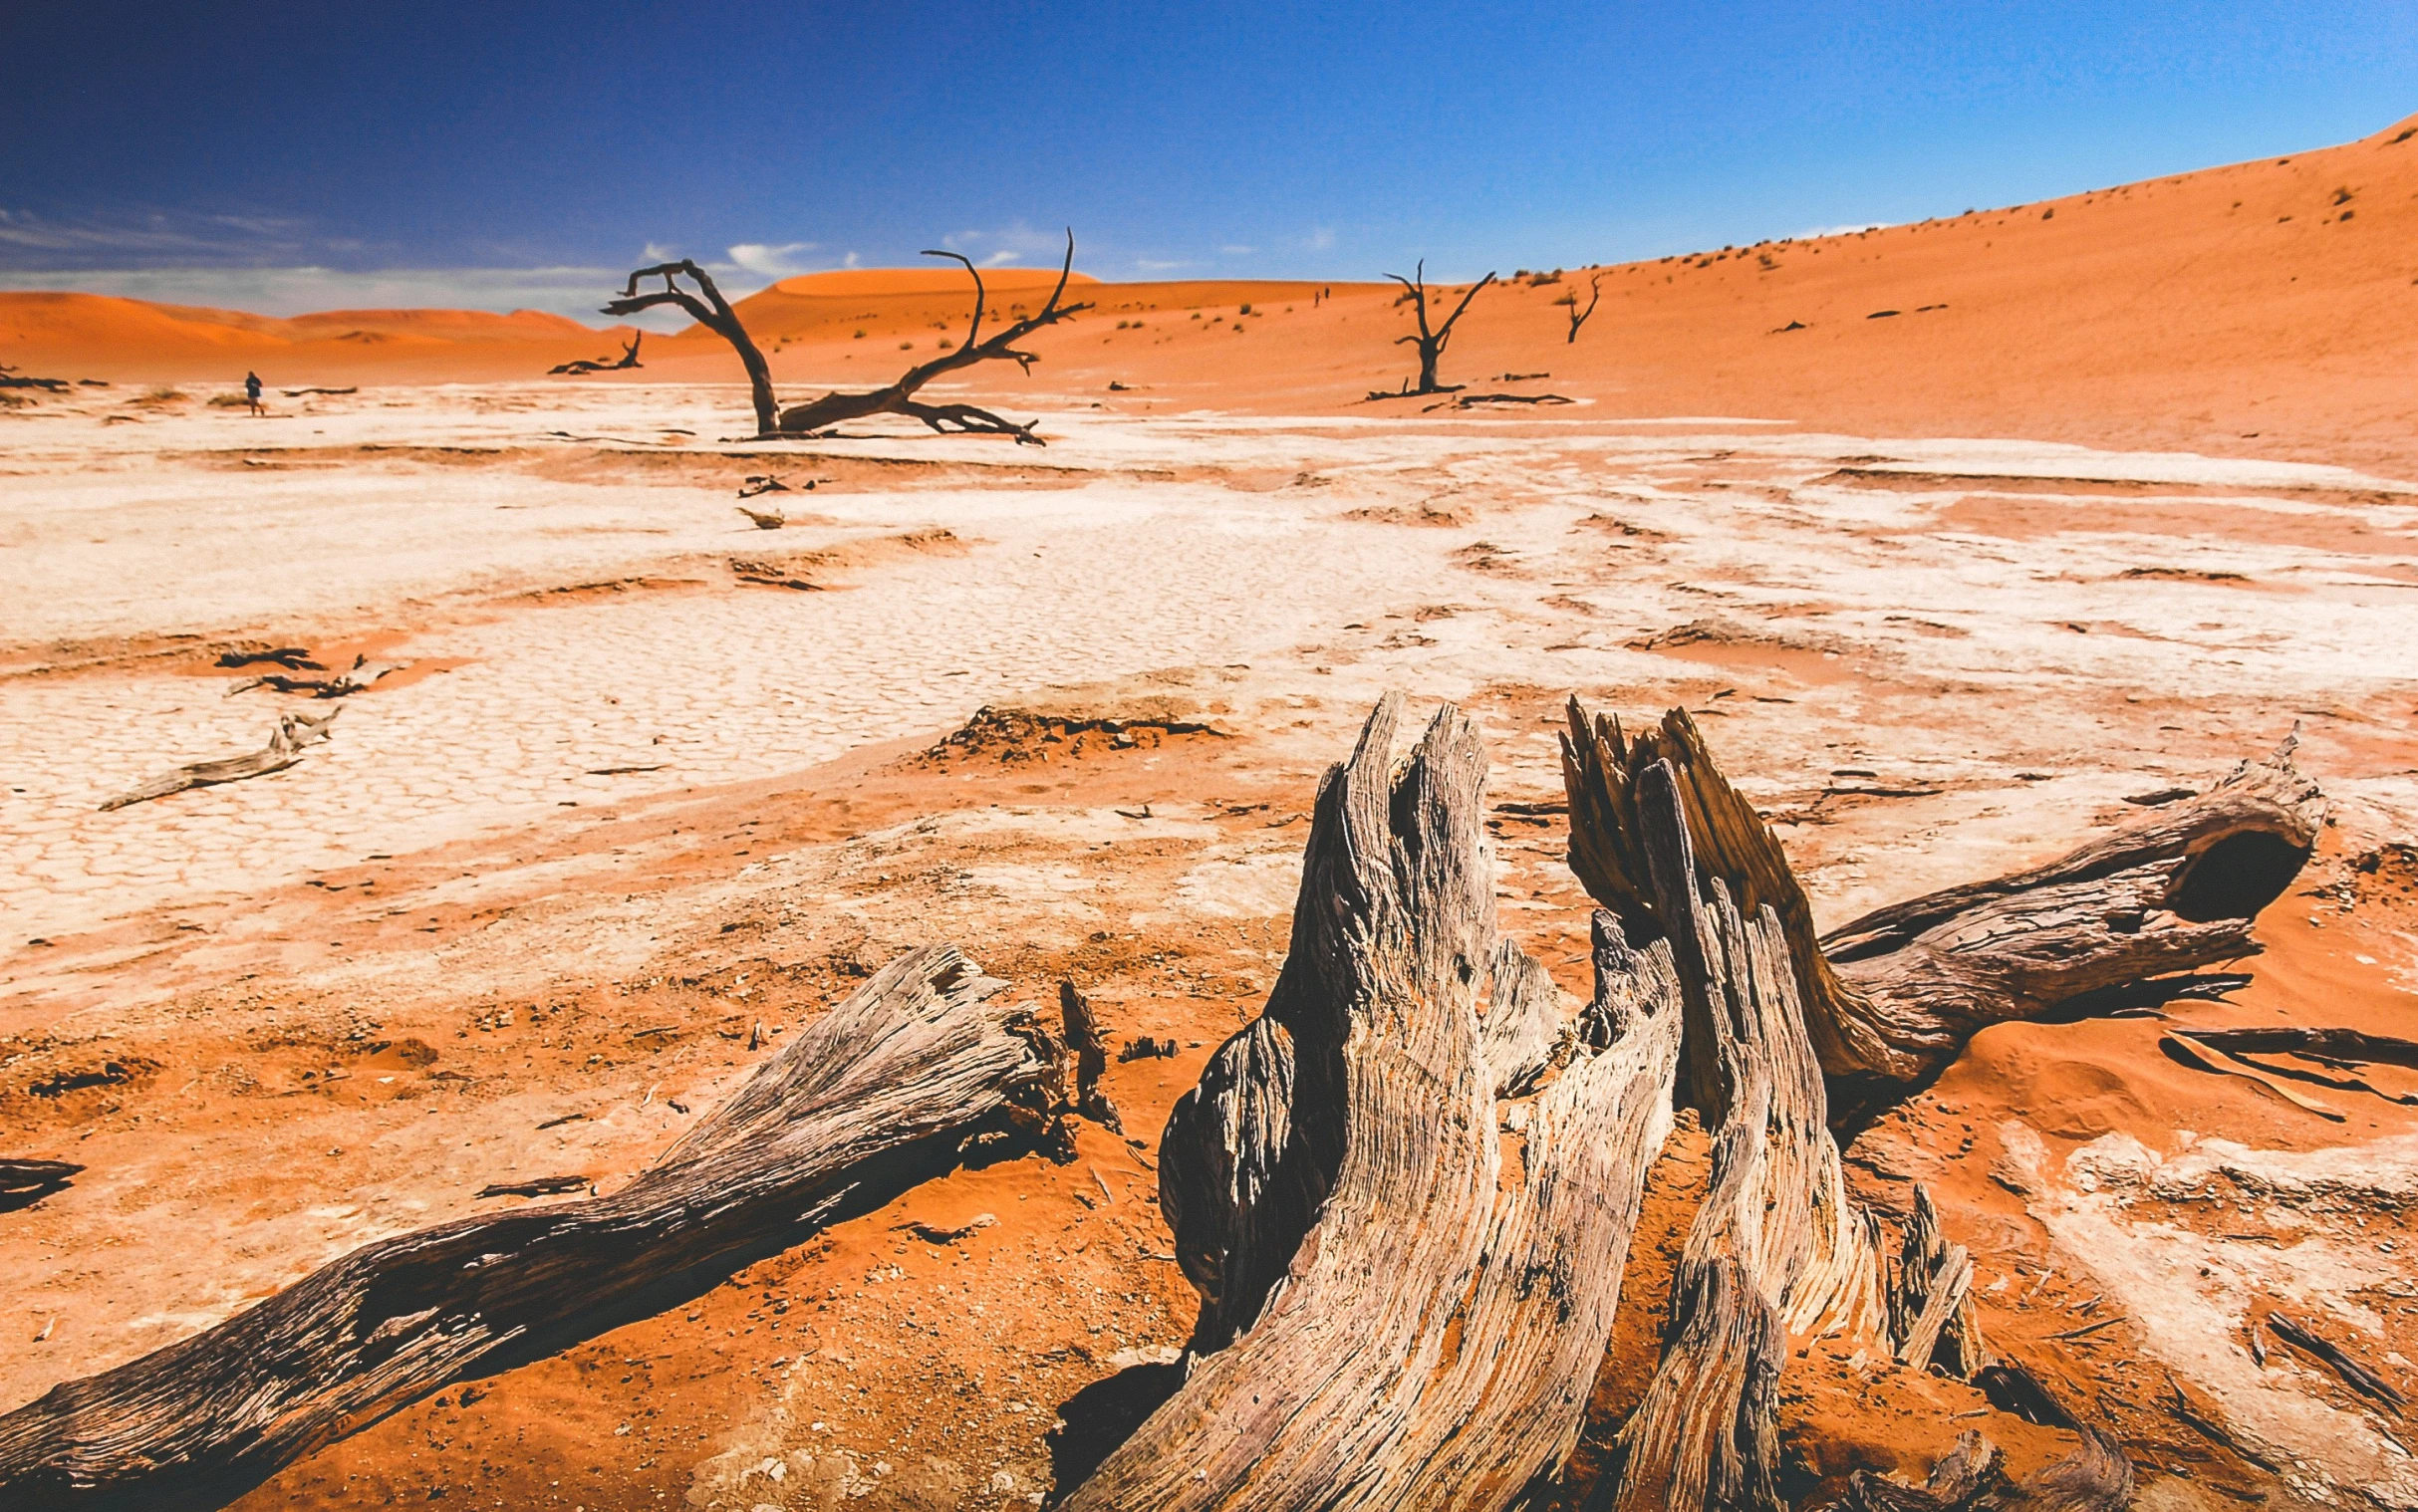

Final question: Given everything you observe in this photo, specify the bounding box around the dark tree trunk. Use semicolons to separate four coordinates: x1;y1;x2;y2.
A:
602;262;777;433
1383;261;1497;396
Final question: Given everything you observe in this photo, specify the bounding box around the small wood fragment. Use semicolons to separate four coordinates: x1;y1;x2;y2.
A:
100;708;341;811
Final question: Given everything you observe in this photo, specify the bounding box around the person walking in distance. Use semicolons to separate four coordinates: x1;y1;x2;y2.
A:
244;371;264;416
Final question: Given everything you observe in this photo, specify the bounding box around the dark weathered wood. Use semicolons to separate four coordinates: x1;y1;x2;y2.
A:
1561;702;2323;1098
771;235;1093;442
548;332;643;376
1060;981;1123;1134
98;707;341;812
0;1159;83;1194
1887;1183;1989;1378
1606;760;1881;1512
1563;272;1604;343
1831;1426;2132;1511
602;261;778;433
1384;261;1498;394
0;946;1067;1509
1068;695;1690;1511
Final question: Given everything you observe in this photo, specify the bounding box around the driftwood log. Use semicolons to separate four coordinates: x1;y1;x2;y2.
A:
98;707;341;812
0;946;1073;1508
1066;695;1690;1510
1561;702;2322;1110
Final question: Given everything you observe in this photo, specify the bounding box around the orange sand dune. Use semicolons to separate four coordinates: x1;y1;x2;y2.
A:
8;111;2416;471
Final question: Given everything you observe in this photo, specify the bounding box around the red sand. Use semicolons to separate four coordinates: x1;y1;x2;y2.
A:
10;112;2414;476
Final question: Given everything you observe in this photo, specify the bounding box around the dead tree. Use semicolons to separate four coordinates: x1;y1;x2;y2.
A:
1560;703;2321;1113
0;946;1080;1509
1066;695;1690;1511
1562;272;1603;343
1379;261;1497;395
602;261;778;433
548;332;643;376
771;233;1092;443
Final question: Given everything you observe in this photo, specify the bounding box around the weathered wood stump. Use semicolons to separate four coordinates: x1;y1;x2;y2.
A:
0;946;1071;1509
1066;695;1691;1511
1600;760;1881;1512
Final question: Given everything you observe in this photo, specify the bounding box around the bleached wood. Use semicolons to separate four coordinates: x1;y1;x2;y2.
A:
0;946;1062;1508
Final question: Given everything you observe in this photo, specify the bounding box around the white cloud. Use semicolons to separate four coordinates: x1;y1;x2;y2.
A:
977;250;1020;267
1219;244;1256;256
642;241;678;262
842;251;860;268
1305;226;1336;251
1132;258;1195;273
725;241;820;276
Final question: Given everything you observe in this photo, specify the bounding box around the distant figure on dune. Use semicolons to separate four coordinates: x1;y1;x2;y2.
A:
244;372;264;416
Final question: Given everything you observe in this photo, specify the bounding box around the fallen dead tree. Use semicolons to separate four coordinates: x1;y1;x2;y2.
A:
1066;695;1689;1510
1560;703;2322;1110
223;653;402;699
98;707;341;812
0;946;1080;1508
0;364;71;392
548;332;643;376
768;235;1091;443
600;234;1090;443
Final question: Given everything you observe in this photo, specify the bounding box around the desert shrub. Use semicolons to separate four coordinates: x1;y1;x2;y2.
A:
208;392;249;407
899;341;914;351
853;329;866;339
1238;303;1252;315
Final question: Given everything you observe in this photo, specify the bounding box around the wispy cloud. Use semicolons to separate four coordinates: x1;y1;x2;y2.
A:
0;264;685;327
725;241;820;276
1132;258;1195;273
1218;244;1256;256
0;206;323;269
1305;226;1336;252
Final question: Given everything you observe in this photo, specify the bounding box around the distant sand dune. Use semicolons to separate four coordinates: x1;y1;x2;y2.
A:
7;110;2416;474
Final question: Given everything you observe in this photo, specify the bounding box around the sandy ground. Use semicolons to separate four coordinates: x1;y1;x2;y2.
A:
3;377;2416;1508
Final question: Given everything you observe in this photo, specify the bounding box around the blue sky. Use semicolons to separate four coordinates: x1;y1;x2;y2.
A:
3;1;2413;321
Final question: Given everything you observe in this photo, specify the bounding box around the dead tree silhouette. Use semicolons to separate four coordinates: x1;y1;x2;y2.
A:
549;332;644;376
602;263;777;431
599;234;1091;443
1561;273;1603;344
771;233;1091;444
1370;261;1496;398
